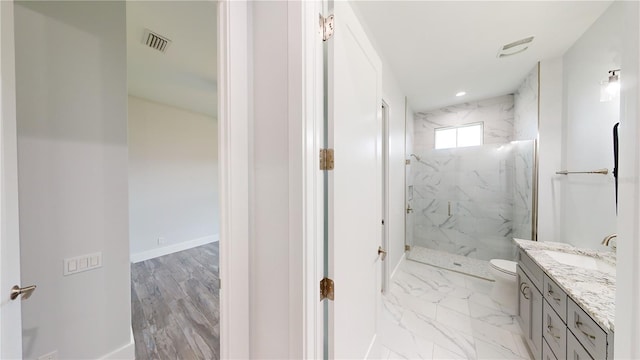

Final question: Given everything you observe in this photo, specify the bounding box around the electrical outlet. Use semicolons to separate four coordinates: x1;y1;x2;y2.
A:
157;237;166;245
38;350;58;360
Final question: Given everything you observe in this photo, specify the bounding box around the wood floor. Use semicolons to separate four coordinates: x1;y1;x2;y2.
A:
131;242;220;359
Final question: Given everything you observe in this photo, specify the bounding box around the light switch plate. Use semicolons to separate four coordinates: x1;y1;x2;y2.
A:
64;252;102;276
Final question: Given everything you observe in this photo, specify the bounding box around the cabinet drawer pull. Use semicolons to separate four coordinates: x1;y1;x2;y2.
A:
575;320;597;340
547;288;562;303
546;324;561;340
520;283;530;300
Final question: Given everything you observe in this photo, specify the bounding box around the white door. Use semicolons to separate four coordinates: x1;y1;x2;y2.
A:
0;1;24;358
327;1;383;358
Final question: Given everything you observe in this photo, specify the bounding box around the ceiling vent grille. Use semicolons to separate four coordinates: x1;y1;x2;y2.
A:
143;29;171;53
497;36;534;58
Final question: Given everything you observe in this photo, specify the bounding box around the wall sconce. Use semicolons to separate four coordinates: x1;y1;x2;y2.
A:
600;69;620;102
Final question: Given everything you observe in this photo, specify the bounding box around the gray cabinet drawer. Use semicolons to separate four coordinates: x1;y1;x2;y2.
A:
543;338;559;360
518;249;543;291
568;299;607;360
544;300;566;359
544;275;567;323
567;329;594;360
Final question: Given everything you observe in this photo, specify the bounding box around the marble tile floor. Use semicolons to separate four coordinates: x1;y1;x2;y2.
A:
375;259;532;360
408;246;495;281
131;242;220;360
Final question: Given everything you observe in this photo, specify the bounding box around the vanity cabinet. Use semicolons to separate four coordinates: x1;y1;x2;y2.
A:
516;259;543;360
543;338;559;360
567;330;594;360
543;300;566;359
516;248;614;360
567;299;609;360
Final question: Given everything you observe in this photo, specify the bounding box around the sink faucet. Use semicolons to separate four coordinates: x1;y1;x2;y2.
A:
602;233;618;247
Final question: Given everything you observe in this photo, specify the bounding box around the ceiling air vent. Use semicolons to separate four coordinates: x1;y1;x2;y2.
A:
142;29;171;53
497;36;534;58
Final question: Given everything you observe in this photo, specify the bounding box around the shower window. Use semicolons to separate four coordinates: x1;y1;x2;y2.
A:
434;122;483;149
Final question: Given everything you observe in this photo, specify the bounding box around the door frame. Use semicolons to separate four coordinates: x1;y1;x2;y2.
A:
217;1;251;358
293;1;325;358
381;100;390;294
220;1;324;358
0;0;22;358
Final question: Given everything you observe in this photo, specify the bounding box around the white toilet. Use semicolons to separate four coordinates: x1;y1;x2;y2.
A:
489;259;517;312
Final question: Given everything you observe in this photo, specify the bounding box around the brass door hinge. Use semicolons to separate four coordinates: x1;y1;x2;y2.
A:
320;149;334;170
321;14;335;41
320;277;334;301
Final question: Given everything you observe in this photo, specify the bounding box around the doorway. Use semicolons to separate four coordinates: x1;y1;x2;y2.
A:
7;1;224;359
126;2;220;358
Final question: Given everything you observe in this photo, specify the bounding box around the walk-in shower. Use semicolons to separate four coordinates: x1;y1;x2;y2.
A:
405;66;538;279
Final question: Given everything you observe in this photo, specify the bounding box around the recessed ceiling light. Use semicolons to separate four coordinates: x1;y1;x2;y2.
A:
456;91;466;97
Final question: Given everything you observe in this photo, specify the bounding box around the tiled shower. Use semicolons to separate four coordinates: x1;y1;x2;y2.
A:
409;141;534;261
407;65;538;267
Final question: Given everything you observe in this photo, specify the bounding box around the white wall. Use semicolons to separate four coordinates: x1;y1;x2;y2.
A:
560;2;621;249
128;96;218;261
382;69;409;276
250;2;300;357
615;1;640;357
14;2;132;359
538;58;564;243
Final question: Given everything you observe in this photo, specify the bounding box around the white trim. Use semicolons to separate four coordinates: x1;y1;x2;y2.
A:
381;100;390;295
615;2;640;357
97;328;135;360
129;235;219;263
0;1;23;358
218;1;251;358
287;1;324;358
297;1;325;359
390;252;406;281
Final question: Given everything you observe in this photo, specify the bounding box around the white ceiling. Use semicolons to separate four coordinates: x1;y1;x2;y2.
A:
351;1;613;112
127;1;217;118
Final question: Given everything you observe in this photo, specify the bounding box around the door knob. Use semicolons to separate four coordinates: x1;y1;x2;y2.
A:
378;246;387;261
10;285;36;301
406;204;413;214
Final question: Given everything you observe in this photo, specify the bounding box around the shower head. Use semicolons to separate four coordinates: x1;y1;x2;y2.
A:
410;154;421;161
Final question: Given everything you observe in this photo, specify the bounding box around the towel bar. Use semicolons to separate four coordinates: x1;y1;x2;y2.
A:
555;168;608;175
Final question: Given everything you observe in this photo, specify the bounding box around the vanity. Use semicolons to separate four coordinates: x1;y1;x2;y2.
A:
514;239;616;360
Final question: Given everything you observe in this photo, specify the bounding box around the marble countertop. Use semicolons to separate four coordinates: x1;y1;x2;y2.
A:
514;239;616;333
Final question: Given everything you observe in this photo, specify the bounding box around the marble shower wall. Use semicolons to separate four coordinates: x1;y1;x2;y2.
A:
413;94;515;155
512;65;538;239
514;65;539;141
511;141;535;240
411;142;534;261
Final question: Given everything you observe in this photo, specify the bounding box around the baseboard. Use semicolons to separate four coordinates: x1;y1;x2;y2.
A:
390;252;406;280
130;234;219;263
98;327;135;360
